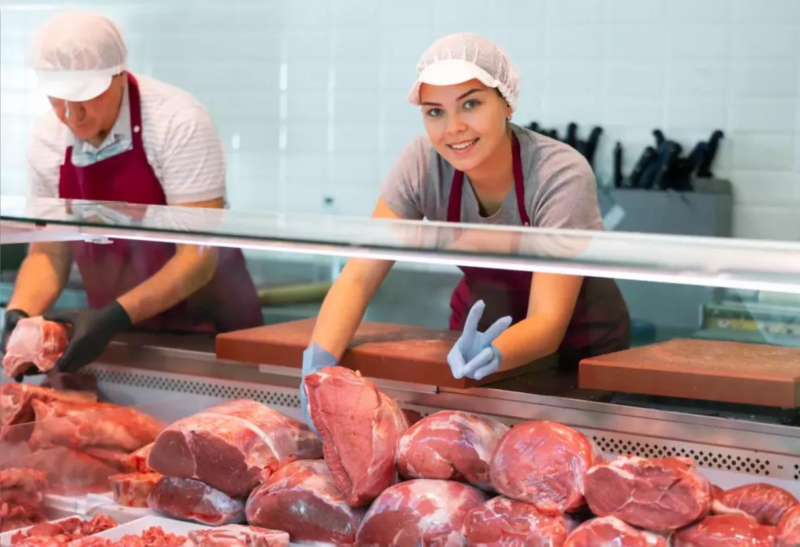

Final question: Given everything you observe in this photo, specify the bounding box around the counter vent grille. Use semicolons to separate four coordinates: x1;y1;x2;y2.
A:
89;367;301;408
594;435;770;475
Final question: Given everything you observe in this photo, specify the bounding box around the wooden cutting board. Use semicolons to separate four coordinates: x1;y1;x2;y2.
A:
216;318;556;389
579;338;800;408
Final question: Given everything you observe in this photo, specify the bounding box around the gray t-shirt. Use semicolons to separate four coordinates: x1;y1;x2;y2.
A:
381;124;603;231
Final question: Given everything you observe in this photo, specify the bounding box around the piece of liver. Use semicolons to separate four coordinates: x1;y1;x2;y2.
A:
579;339;800;408
216;318;556;389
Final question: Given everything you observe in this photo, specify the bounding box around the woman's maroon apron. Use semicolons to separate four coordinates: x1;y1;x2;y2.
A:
447;137;631;368
58;74;262;332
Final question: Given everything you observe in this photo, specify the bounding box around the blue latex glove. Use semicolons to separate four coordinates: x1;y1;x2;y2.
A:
447;300;511;381
299;342;337;434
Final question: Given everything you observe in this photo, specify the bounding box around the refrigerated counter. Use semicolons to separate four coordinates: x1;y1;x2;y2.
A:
1;196;799;498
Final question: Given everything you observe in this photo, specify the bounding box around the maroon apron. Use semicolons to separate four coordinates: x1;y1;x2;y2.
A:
58;74;262;333
447;137;631;368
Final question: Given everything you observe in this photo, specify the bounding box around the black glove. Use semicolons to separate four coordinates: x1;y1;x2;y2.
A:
44;301;132;373
1;309;29;354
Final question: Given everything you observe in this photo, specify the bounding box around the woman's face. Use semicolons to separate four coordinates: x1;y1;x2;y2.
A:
419;79;511;173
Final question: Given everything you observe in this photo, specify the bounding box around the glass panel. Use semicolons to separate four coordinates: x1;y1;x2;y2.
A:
3;196;800;294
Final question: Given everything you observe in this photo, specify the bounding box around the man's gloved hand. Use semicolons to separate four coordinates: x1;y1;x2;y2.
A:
447;300;511;381
44;301;131;373
299;342;337;434
1;309;29;354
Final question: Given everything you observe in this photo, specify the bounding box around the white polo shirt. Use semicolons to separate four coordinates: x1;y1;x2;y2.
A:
27;73;226;205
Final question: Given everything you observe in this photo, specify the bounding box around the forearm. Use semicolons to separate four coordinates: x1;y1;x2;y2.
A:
7;242;72;315
311;259;393;359
117;244;218;324
492;315;567;370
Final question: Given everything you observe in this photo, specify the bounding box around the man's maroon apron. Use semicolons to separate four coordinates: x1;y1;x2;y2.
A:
447;137;631;368
58;74;262;332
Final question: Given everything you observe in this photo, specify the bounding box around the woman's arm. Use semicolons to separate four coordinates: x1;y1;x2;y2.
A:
491;273;583;370
310;198;403;359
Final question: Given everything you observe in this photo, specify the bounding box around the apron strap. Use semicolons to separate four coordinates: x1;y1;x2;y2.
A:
126;73;144;148
447;169;465;223
512;136;530;226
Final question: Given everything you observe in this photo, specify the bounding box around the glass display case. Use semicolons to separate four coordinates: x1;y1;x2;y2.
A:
2;196;799;500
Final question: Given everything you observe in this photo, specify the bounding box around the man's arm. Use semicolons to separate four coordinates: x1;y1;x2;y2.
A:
116;198;222;324
7;241;73;316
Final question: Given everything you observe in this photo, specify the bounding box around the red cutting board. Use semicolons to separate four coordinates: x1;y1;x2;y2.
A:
579;338;800;408
216;318;556;389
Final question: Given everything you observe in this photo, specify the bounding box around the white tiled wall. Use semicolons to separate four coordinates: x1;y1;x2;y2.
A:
1;0;798;240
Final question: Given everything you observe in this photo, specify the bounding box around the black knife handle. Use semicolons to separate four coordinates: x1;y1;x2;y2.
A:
628;146;657;188
697;130;724;177
613;142;623;188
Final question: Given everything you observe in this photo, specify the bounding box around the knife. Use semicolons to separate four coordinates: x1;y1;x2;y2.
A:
566;122;578;148
697;130;724;178
627;146;657;188
653;129;666;148
583;127;603;168
613;142;624;188
650;141;682;190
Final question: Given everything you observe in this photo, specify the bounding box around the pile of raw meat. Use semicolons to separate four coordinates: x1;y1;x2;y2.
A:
0;382;164;517
147;365;798;546
9;515;117;546
5;364;799;546
144;398;323;526
1;468;47;532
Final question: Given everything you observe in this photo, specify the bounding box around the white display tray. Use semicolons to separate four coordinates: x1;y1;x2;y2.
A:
43;492;154;523
86;493;157;522
0;516;92;547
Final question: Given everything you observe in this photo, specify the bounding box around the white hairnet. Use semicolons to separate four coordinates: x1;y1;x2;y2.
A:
408;33;521;112
30;10;128;101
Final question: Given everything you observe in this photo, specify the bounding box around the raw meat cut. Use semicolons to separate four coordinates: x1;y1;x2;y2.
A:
124;443;154;473
26;446;119;494
28;399;163;453
304;366;408;507
564;517;667;547
584;456;712;531
0;467;47;491
147;399;321;498
82;448;137;473
463;496;576;546
109;473;162;507
778;505;800;547
0;384;96;442
189;525;290;547
490;421;602;514
148;476;245;526
713;483;798;525
70;538;114;547
115;526;187;547
356;478;488;546
0;468;47;533
674;514;777;546
9;515;117;546
2;317;69;378
245;460;363;545
397;410;508;490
